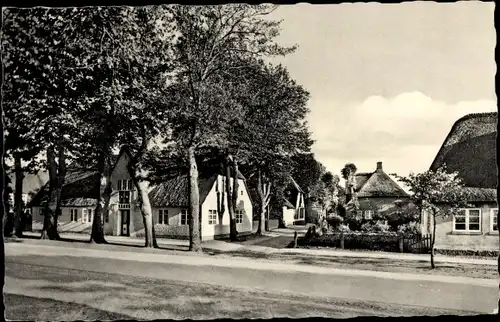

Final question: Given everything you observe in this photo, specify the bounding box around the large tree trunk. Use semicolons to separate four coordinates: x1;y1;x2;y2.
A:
3;180;13;237
216;177;225;223
225;158;236;241
128;162;158;248
13;154;24;238
137;180;156;248
430;211;437;269
231;157;239;238
90;151;108;244
41;144;63;240
256;169;271;236
188;146;202;252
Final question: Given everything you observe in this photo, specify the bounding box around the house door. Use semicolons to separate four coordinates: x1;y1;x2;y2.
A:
120;210;130;236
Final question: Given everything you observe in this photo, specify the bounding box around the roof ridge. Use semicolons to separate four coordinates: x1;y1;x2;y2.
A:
357;169;409;197
430;111;497;171
454;112;497;123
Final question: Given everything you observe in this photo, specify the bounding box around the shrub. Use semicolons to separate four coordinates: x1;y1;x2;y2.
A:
360;220;390;233
301;231;400;252
326;214;344;230
397;221;420;235
337;224;350;232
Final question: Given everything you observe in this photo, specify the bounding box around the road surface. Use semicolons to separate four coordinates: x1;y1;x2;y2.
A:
4;243;496;319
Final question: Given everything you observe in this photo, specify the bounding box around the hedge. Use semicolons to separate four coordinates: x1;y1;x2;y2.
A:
301;232;402;252
435;248;499;258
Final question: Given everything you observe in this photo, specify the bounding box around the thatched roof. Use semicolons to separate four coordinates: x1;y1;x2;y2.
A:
28;170;101;207
430;112;497;189
148;175;216;208
354;162;409;198
458;187;497;203
148;167;246;208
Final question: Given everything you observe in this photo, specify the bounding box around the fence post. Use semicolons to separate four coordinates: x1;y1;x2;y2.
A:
399;235;404;253
340;233;345;249
294;231;298;248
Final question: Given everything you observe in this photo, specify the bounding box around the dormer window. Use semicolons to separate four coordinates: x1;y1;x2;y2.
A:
117;179;133;191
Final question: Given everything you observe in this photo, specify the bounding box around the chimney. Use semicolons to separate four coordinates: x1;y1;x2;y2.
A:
376;162;383;171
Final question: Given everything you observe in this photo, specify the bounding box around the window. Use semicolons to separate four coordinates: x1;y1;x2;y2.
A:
70;209;78;222
159;209;168;225
294;207;305;220
454;209;481;232
235;209;243;224
119;191;131;204
117;179;132;191
241;190;243;196
208;209;218;225
82;208;93;223
180;209;189;225
364;210;373;220
491;209;498;232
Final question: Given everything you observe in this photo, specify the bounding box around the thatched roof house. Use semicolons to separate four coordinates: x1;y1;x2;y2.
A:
28;170;101;208
430;112;497;202
148;167;246;208
354;162;409;198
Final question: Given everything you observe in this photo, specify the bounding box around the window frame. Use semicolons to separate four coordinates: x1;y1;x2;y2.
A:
180;209;189;226
453;208;482;232
70;208;78;222
158;209;169;225
208;209;218;225
117;179;132;191
235;209;243;224
490;208;498;232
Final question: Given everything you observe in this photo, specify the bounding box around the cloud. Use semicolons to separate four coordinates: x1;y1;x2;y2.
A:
309;91;497;176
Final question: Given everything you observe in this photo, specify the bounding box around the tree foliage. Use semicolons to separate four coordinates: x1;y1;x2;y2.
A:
394;165;468;268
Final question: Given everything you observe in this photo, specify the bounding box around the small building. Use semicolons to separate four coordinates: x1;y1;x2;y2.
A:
282;177;306;226
422;112;498;251
352;161;410;220
147;169;253;240
29;169;102;234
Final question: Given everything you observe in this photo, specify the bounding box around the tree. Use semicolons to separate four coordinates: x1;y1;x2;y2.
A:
163;4;296;251
341;163;357;204
65;6;172;246
238;64;311;235
3;6;171;245
2;7;103;239
395;166;468;269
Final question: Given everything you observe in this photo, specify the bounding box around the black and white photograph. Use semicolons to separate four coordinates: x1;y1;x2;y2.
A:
1;1;498;320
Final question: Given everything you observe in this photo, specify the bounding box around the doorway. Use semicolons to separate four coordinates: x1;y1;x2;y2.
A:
120;210;130;236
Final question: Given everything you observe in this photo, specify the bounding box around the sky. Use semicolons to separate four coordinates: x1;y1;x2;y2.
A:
268;2;497;177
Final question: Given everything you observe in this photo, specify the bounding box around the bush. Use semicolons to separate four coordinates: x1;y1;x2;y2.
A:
397;221;420;235
360;220;390;233
337;224;350;233
301;231;400;252
326;214;344;230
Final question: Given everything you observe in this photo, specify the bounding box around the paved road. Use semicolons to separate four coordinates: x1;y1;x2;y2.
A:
4;243;497;318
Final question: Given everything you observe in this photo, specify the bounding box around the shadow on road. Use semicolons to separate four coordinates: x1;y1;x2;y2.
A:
4;293;135;321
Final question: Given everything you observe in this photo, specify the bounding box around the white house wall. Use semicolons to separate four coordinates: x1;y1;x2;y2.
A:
199;175;253;240
423;203;499;251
